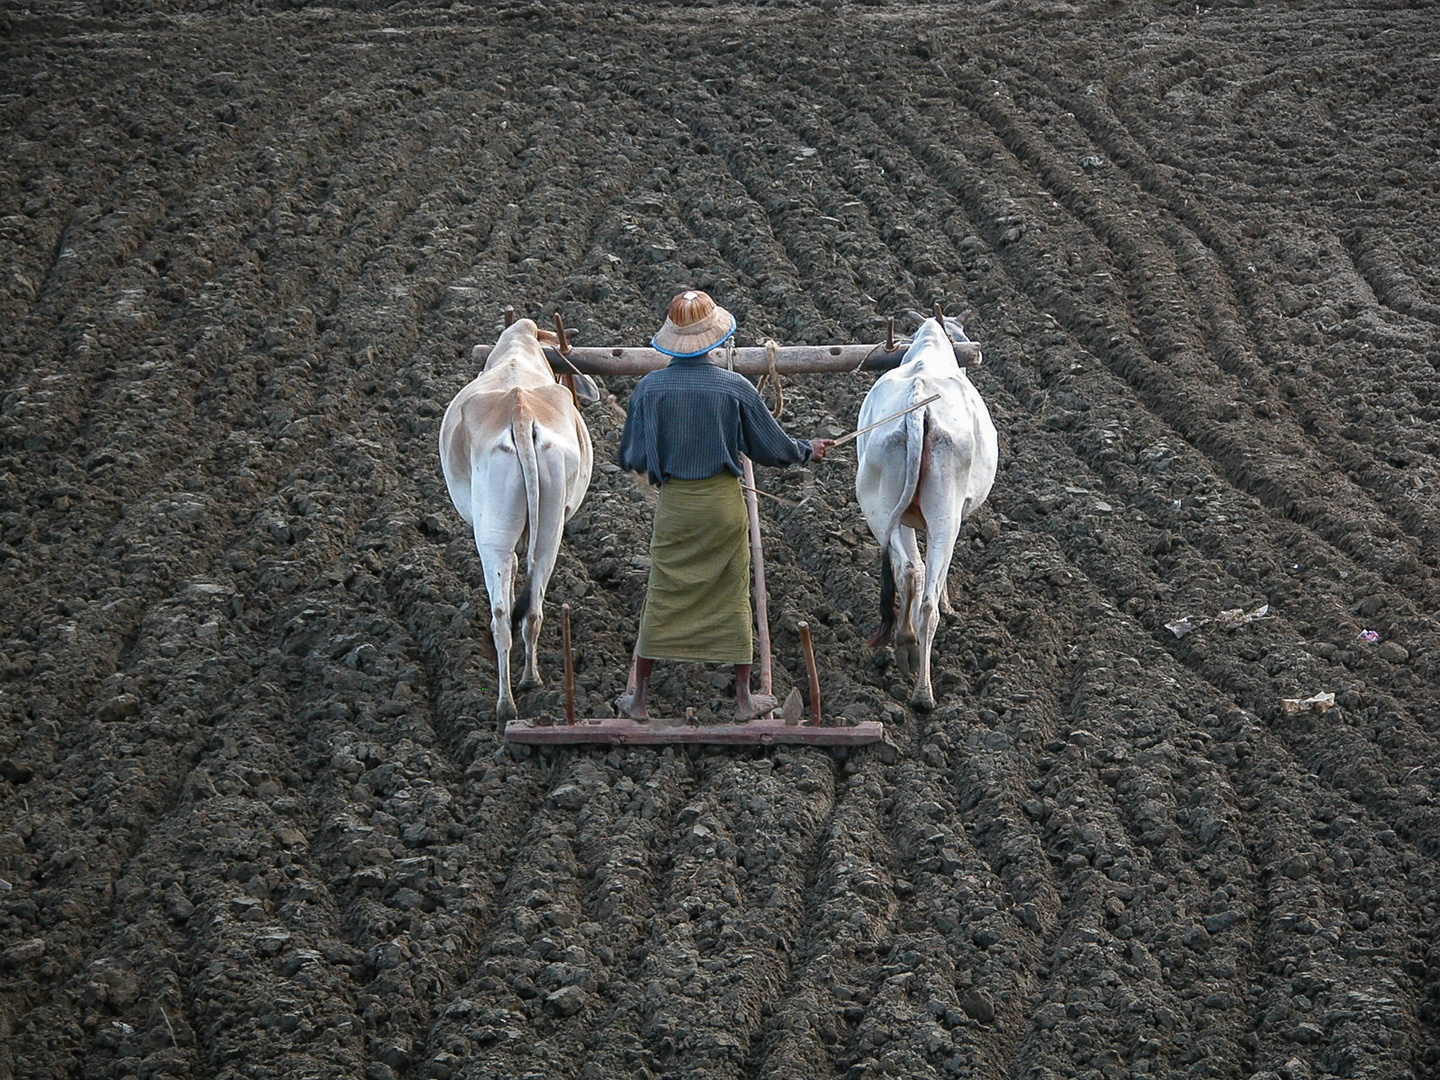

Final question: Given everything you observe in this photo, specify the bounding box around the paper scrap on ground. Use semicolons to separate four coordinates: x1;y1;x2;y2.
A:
1165;602;1270;638
1281;691;1336;715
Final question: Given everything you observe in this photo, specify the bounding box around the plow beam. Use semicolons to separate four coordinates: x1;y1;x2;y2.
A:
504;715;885;746
469;340;982;377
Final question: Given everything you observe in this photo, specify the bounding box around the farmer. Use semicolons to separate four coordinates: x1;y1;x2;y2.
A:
615;289;836;721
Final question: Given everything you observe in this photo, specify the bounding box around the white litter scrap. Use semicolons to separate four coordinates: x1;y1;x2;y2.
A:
1281;691;1336;715
1163;615;1201;638
1215;603;1271;631
1165;602;1271;638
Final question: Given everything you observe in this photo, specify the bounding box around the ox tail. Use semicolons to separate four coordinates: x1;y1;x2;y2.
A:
868;550;898;648
867;406;927;648
511;576;532;634
511;403;544;634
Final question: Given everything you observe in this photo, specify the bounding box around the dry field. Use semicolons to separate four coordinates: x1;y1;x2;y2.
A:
1;1;1438;1077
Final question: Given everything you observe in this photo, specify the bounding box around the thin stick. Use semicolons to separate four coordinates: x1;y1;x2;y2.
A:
832;394;941;449
740;483;801;508
742;455;773;716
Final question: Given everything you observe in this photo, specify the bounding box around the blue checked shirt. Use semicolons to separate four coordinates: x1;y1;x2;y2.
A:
618;353;813;485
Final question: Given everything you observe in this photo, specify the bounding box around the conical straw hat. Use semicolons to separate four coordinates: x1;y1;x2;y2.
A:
651;290;736;357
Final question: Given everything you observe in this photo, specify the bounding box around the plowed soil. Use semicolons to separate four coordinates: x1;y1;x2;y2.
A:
2;2;1439;1078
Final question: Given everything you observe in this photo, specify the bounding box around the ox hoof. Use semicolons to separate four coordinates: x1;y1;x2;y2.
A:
496;698;518;724
518;673;542;691
895;643;920;679
910;688;936;712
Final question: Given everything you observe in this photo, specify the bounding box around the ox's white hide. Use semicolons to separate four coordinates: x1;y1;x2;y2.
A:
854;315;997;709
439;318;594;722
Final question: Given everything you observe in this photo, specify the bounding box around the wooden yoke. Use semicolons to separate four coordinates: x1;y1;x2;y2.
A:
469;340;983;377
553;312;580;409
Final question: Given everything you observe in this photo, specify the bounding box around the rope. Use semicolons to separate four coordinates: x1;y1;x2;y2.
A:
756;338;784;418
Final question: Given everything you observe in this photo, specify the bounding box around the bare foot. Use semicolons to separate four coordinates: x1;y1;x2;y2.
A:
615;691;648;720
735;693;778;722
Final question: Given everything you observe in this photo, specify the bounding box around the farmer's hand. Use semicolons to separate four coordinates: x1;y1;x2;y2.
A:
809;437;837;461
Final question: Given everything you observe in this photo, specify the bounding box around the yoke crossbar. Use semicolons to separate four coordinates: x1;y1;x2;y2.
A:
469;340;982;377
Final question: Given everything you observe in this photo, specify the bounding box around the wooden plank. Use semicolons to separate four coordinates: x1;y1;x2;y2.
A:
504;716;886;746
468;341;982;377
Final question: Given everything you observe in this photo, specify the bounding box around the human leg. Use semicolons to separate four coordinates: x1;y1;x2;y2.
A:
733;663;777;721
616;652;653;719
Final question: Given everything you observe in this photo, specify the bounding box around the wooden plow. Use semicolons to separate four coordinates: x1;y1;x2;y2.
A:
494;305;976;747
503;604;885;746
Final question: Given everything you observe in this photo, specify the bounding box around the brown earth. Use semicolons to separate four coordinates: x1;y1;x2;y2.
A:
2;1;1439;1077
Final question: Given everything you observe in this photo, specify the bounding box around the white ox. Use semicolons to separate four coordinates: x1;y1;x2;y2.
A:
855;314;998;710
439;318;597;722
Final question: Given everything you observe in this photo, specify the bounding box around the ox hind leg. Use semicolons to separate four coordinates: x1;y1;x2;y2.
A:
473;462;529;723
515;449;574;691
910;506;965;711
479;545;521;722
888;526;924;684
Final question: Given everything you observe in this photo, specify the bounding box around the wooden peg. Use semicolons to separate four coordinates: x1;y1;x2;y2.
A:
561;603;575;725
797;621;823;726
